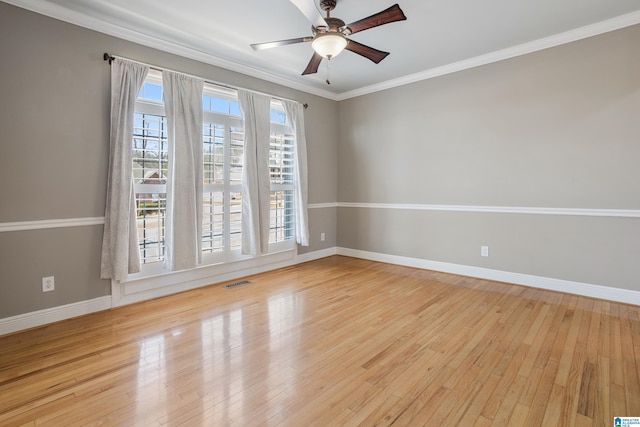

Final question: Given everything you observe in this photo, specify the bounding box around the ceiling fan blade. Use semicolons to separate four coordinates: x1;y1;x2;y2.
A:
289;0;327;28
344;4;407;35
251;37;313;51
345;40;389;64
302;52;323;75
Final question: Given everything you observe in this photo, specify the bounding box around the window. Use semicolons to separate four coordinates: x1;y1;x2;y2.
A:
132;72;296;269
269;126;295;247
200;97;245;264
133;79;167;264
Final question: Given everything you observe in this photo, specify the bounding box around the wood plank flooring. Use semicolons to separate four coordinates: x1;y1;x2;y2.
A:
1;255;639;426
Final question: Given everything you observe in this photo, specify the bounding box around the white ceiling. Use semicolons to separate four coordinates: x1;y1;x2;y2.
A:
6;0;640;100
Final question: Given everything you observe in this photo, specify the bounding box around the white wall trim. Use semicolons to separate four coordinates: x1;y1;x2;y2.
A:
0;217;105;233
296;247;337;263
337;10;640;100
0;296;112;337
0;205;339;233
308;202;339;209
3;202;636;234
337;247;640;306
338;202;640;218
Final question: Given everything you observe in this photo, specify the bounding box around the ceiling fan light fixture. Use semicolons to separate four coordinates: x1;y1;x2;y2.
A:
311;33;347;59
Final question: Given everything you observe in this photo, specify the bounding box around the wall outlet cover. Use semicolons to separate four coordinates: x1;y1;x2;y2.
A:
42;276;55;292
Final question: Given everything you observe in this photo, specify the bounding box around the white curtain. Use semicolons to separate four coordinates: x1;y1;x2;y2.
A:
101;59;149;281
162;71;204;271
238;90;271;256
282;100;310;246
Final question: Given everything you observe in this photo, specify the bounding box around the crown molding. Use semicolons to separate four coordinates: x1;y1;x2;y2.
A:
336;10;640;100
0;0;340;101
3;1;639;101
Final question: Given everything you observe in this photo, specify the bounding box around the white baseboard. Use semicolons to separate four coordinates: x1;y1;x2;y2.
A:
4;245;636;336
296;247;337;263
336;247;640;305
0;296;112;336
337;247;640;306
0;248;337;336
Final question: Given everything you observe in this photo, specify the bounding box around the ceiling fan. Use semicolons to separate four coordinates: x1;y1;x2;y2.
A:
250;0;407;77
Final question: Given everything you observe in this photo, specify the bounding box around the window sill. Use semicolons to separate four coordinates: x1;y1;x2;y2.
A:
111;245;296;307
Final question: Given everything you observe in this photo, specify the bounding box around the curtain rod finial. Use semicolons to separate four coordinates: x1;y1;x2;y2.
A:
303;103;308;109
103;53;114;64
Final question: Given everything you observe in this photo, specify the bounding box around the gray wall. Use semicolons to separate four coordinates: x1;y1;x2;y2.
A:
2;1;638;320
0;3;338;318
338;25;640;291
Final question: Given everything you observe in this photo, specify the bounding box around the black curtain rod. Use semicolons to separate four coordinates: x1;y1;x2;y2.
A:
103;53;308;110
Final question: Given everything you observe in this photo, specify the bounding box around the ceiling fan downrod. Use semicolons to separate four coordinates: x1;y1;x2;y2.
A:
315;0;344;34
319;0;337;14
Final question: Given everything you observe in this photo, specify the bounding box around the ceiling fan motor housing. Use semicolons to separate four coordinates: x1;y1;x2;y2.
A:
325;17;345;31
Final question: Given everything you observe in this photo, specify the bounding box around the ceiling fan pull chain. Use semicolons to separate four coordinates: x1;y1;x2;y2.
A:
326;58;331;85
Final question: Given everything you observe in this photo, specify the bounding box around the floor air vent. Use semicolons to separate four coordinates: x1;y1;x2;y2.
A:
223;280;251;289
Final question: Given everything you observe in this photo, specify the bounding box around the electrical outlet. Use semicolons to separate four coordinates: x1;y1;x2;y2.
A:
320;232;326;242
481;246;489;257
42;276;55;292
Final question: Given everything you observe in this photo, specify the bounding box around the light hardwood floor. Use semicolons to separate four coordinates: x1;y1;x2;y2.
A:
1;256;639;426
